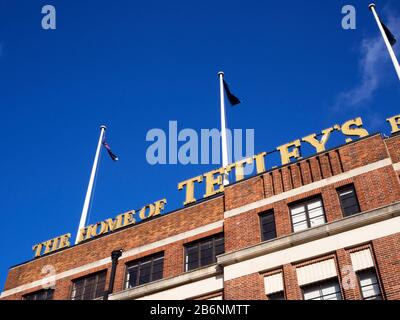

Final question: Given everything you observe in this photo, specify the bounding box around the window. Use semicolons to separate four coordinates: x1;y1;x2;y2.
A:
358;269;382;300
267;291;285;300
290;197;326;232
125;252;164;289
185;234;224;271
264;272;284;299
302;279;342;300
338;185;360;217
260;211;277;241
23;289;54;300
70;271;106;300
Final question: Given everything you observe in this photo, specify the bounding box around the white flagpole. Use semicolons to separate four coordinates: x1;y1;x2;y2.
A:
218;71;229;185
75;125;107;244
369;3;400;81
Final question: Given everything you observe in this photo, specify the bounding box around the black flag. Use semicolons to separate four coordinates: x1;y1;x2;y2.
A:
103;141;119;161
380;20;397;46
223;79;241;106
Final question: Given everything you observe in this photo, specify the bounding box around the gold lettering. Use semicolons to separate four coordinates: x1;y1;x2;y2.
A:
51;237;59;252
253;152;267;174
154;198;167;216
341;117;369;143
139;204;155;220
77;227;86;243
58;233;71;250
85;223;101;240
178;175;203;205
32;243;43;258
277;140;301;165
110;211;135;230
227;158;253;182
122;211;135;226
203;167;225;198
99;218;120;234
43;240;53;255
302;127;336;153
386;114;400;134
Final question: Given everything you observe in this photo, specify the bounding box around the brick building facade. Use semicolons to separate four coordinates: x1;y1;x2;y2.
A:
1;133;400;300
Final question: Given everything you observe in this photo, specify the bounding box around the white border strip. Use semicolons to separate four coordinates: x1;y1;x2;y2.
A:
224;215;400;281
0;220;224;298
136;276;223;300
225;159;393;219
394;162;400;171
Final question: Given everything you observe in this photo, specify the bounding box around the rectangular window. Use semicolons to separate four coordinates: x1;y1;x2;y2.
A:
23;289;54;300
125;252;164;289
260;211;277;241
290;197;326;232
267;291;285;300
302;279;342;300
338;185;360;217
185;234;224;271
358;269;382;300
71;271;106;300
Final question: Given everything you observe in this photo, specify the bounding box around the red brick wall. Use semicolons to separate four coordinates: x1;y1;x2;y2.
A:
3;196;224;299
385;134;400;164
224;176;264;211
224;273;266;300
224;135;400;253
372;233;400;300
3;134;400;300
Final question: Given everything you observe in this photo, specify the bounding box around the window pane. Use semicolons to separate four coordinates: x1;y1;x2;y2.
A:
127;268;138;288
303;280;342;301
307;200;322;210
152;258;164;281
291;211;307;224
138;261;151;285
358;269;382;300
83;277;96;300
338;186;360;216
308;206;324;219
71;271;106;300
310;215;326;227
71;282;84;300
200;241;214;266
127;265;139;288
95;277;106;299
186;245;199;270
321;282;341;297
215;237;225;256
291;204;306;216
267;291;285;300
362;285;381;299
291;198;326;232
24;289;54;300
290;204;308;232
293;220;308;232
303;287;321;300
185;235;224;271
323;292;342;300
260;212;277;241
126;253;164;288
342;198;357;208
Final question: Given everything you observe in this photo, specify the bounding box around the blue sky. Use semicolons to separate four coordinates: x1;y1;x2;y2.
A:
1;0;400;290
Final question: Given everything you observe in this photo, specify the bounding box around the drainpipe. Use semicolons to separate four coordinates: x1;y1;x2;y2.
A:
103;249;123;300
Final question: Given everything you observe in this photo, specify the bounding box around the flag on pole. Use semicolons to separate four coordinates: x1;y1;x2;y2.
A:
102;141;119;161
369;3;400;81
380;20;397;46
223;79;241;106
